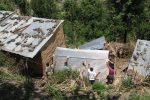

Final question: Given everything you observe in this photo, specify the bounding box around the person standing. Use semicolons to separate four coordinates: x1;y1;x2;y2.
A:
88;66;97;84
106;57;115;84
64;56;70;70
83;62;97;84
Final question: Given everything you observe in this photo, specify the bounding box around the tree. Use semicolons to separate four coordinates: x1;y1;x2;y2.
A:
12;0;31;15
137;0;150;40
0;0;15;11
63;0;108;46
106;0;145;43
31;0;58;18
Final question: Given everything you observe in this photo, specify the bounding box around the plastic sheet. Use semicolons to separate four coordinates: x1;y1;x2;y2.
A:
54;47;109;83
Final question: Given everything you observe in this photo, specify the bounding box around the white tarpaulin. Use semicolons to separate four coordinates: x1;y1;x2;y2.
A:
54;47;109;83
128;39;150;77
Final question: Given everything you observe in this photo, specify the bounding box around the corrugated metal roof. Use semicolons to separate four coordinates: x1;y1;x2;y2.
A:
128;39;150;77
0;11;64;58
0;11;14;22
54;47;109;83
79;36;106;50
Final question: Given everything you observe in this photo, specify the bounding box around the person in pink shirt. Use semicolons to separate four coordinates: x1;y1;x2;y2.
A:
106;57;115;84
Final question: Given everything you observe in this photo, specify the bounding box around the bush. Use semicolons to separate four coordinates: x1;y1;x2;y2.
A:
128;92;150;100
48;70;79;84
0;52;15;68
92;82;106;92
0;70;25;82
92;82;108;99
48;85;64;100
0;0;15;11
48;70;69;84
122;76;134;90
70;70;79;79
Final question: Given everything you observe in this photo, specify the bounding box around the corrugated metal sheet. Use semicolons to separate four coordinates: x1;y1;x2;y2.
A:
0;11;64;58
0;11;14;22
54;47;109;83
128;39;150;77
79;36;106;50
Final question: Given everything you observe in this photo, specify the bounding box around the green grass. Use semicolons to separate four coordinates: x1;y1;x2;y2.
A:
0;70;25;82
128;92;150;100
0;52;15;68
92;82;106;91
48;70;79;84
122;76;134;91
48;85;64;100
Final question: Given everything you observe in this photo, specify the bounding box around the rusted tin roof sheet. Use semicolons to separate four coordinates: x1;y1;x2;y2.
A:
79;36;106;50
0;11;14;22
128;39;150;77
0;11;64;58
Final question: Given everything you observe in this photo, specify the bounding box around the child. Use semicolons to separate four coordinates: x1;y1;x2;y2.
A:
83;62;97;84
64;56;69;70
88;66;97;84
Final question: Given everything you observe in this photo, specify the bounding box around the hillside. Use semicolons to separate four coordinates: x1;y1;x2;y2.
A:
0;0;150;100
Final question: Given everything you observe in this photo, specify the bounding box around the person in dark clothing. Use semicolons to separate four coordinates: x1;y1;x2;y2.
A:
64;56;69;70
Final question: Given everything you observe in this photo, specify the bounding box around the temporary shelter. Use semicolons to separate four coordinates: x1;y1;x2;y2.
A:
54;47;109;83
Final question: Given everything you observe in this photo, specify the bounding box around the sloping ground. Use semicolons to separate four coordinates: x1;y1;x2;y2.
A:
0;42;150;100
1;66;150;100
0;81;25;100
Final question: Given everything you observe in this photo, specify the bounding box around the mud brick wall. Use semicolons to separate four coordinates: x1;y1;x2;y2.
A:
41;22;66;74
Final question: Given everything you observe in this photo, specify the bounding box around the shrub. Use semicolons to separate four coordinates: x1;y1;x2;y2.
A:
122;76;134;90
0;70;25;82
92;82;107;99
48;85;64;100
70;70;79;79
83;77;90;86
128;92;150;100
48;70;69;84
0;52;15;68
48;70;79;84
92;82;106;92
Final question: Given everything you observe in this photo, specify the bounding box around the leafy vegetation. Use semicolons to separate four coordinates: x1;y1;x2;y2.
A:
0;69;25;82
0;0;15;11
12;0;31;15
31;0;58;18
122;76;134;91
0;0;150;99
128;92;150;100
48;85;64;100
92;82;106;92
0;52;15;67
48;70;79;84
0;0;149;46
